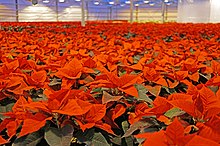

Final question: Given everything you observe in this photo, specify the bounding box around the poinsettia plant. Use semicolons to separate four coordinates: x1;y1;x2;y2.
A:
0;22;220;146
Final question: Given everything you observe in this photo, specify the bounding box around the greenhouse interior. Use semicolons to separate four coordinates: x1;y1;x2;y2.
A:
0;0;220;146
0;0;219;23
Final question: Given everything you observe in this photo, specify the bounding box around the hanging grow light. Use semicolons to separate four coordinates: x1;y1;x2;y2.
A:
94;1;100;5
125;1;130;4
42;0;49;3
143;0;149;4
109;1;114;5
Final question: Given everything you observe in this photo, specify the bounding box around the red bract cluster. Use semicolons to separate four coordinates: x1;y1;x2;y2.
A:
0;22;220;146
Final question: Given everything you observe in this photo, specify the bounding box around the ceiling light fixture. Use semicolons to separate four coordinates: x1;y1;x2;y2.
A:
149;2;154;6
42;0;49;3
94;1;100;5
143;0;149;4
109;1;114;4
125;1;130;4
166;2;172;5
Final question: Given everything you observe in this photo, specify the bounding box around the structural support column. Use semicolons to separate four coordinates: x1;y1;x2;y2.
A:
56;0;59;21
110;6;112;20
135;5;138;21
15;0;19;22
130;0;133;23
165;4;168;21
116;4;118;20
161;0;165;23
86;1;89;21
81;0;86;27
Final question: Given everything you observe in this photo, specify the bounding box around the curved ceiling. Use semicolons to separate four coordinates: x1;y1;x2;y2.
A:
40;0;178;7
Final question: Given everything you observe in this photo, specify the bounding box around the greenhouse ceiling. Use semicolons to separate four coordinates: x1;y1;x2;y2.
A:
31;0;178;7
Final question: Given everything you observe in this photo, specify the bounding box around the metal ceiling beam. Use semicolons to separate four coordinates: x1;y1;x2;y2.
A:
15;0;18;22
130;0;133;23
81;0;86;26
162;0;166;23
56;0;59;21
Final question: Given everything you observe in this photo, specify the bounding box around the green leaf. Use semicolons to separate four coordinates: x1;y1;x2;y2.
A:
190;48;194;54
122;119;156;138
134;84;146;92
122;121;134;146
45;125;74;146
48;78;62;86
136;137;145;146
22;70;33;73
44;127;62;146
162;86;176;94
164;108;185;119
93;68;101;75
122;121;129;134
0;103;14;119
48;77;62;91
13;130;43;146
199;73;211;83
88;51;95;57
124;32;136;39
91;87;102;93
124;137;134;146
208;86;219;94
75;128;95;144
163;36;173;42
133;55;141;64
118;70;127;77
29;89;47;102
135;84;153;103
146;58;154;64
142;127;159;133
91;132;110;146
102;91;123;104
61;125;74;146
111;137;122;145
64;42;68;46
0;103;14;112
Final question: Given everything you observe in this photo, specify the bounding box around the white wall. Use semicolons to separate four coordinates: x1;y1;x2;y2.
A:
210;0;220;22
177;0;220;23
177;0;210;23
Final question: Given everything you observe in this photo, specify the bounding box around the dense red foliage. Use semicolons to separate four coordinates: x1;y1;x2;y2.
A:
0;22;220;145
